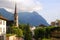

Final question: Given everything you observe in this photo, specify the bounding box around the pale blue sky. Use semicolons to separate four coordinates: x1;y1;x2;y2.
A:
37;0;60;24
0;0;60;24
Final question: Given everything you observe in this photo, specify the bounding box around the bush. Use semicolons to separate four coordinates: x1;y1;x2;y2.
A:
16;29;23;37
6;34;15;37
7;26;23;37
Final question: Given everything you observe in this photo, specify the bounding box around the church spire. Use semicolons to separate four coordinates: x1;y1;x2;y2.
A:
14;3;18;27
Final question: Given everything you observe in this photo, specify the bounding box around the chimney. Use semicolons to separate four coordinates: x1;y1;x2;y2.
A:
14;3;18;27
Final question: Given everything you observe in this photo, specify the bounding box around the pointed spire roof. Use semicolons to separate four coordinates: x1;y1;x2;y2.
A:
14;3;18;27
15;3;17;14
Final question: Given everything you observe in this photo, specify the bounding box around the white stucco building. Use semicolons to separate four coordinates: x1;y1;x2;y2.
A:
0;16;7;40
30;26;36;36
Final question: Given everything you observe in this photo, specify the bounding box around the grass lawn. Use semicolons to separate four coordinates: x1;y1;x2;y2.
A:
42;38;51;40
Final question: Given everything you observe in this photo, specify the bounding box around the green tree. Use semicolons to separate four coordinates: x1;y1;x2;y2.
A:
19;24;32;40
34;27;45;40
19;24;27;35
24;24;32;40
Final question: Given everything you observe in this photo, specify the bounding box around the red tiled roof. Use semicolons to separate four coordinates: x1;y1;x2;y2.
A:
0;16;7;21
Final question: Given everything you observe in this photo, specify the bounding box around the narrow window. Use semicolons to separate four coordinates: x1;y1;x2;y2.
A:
0;28;2;32
0;20;2;25
3;21;5;25
3;28;5;32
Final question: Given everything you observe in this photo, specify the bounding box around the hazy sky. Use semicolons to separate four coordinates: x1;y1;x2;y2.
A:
0;0;60;24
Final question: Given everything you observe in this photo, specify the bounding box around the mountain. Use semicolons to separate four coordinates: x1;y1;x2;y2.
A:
0;8;49;26
0;8;14;20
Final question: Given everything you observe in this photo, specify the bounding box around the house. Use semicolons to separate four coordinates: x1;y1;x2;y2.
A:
51;20;60;27
30;26;36;36
51;22;56;26
0;16;7;40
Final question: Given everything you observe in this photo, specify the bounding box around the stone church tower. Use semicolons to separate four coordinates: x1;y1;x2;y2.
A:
14;3;18;27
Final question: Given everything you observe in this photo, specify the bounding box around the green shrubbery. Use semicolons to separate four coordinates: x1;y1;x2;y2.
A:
34;26;59;40
7;24;32;40
34;27;45;40
6;34;15;37
19;24;32;40
7;26;23;37
7;24;60;40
